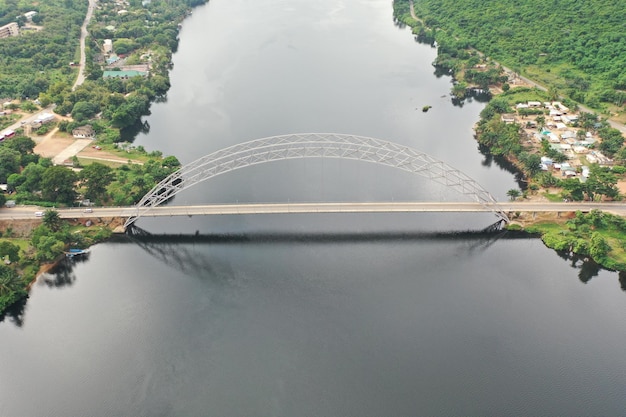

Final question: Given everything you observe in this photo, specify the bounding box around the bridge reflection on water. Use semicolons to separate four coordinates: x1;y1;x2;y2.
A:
124;223;517;279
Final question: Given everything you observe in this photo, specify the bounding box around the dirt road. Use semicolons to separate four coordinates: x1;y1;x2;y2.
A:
72;0;97;90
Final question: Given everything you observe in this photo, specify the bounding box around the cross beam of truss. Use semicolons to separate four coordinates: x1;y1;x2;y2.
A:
124;133;508;227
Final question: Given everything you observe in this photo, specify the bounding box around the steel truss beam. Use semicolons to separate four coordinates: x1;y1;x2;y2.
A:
125;133;508;227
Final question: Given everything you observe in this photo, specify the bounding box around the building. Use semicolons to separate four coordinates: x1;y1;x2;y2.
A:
34;112;55;124
103;70;147;79
0;22;19;39
106;54;120;65
501;114;517;124
103;39;113;54
23;11;38;21
72;125;96;138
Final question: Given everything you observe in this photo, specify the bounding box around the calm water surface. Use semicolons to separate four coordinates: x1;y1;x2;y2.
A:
1;0;626;416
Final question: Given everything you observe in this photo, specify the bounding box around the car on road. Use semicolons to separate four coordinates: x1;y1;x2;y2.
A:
84;208;93;213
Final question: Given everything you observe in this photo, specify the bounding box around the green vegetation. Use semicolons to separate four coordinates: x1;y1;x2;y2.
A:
0;208;116;313
3;133;180;206
0;138;181;315
0;0;87;99
0;264;27;313
1;0;207;139
0;0;206;316
400;0;626;114
0;132;181;314
523;210;626;271
393;2;626;270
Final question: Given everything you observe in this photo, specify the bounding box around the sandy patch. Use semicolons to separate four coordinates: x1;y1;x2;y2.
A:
33;136;75;159
78;147;143;164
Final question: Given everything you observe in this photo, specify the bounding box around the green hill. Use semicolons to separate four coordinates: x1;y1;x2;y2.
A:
405;0;626;112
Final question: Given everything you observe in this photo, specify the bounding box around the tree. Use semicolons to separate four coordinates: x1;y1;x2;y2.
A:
598;127;625;156
584;166;619;200
451;82;468;99
0;148;21;183
161;156;181;169
34;235;65;262
71;101;100;122
535;115;546;130
519;152;542;177
0;265;24;298
506;189;521;201
18;163;46;193
41;166;78;204
20;101;38;112
80;163;114;202
589;232;611;260
43;209;62;232
4;136;36;155
488;96;511;114
0;241;20;263
561;178;586;201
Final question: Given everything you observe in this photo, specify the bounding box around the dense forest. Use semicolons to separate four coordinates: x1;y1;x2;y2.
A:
399;0;626;113
0;0;87;99
0;0;205;134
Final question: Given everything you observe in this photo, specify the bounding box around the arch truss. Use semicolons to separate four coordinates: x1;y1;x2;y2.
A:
124;133;508;227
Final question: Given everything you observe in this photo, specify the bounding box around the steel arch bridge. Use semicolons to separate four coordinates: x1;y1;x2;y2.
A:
124;133;508;227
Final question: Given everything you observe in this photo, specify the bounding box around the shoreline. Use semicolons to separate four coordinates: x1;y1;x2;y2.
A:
397;1;626;271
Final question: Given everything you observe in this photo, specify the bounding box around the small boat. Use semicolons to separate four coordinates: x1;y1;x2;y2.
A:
65;248;90;257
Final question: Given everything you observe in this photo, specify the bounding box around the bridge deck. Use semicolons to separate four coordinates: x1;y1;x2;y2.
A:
2;201;625;222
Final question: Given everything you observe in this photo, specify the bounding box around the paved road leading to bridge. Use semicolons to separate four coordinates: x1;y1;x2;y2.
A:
2;201;625;222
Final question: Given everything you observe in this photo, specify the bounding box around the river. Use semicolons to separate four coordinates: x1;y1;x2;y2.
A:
1;0;626;416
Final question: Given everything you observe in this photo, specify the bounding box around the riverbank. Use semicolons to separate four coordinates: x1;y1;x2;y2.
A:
393;1;626;271
0;215;124;316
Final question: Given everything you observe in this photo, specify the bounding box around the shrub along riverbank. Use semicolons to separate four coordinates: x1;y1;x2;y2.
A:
510;210;626;272
0;212;124;318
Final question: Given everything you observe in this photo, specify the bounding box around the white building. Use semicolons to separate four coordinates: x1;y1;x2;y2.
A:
0;22;19;39
24;11;38;21
34;113;55;124
103;39;113;54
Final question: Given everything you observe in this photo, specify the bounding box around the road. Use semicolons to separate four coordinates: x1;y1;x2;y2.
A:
1;105;57;135
72;0;97;90
2;201;625;222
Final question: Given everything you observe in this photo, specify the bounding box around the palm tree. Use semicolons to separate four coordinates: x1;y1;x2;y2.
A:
43;209;62;232
507;189;521;201
0;266;21;297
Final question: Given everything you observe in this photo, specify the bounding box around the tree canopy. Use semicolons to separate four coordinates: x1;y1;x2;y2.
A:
400;0;626;111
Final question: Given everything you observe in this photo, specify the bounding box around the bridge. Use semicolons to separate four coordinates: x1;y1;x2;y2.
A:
124;133;510;227
2;133;625;228
3;201;625;222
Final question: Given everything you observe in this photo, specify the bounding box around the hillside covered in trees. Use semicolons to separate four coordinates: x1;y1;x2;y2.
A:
1;0;206;138
400;0;626;113
0;0;87;99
